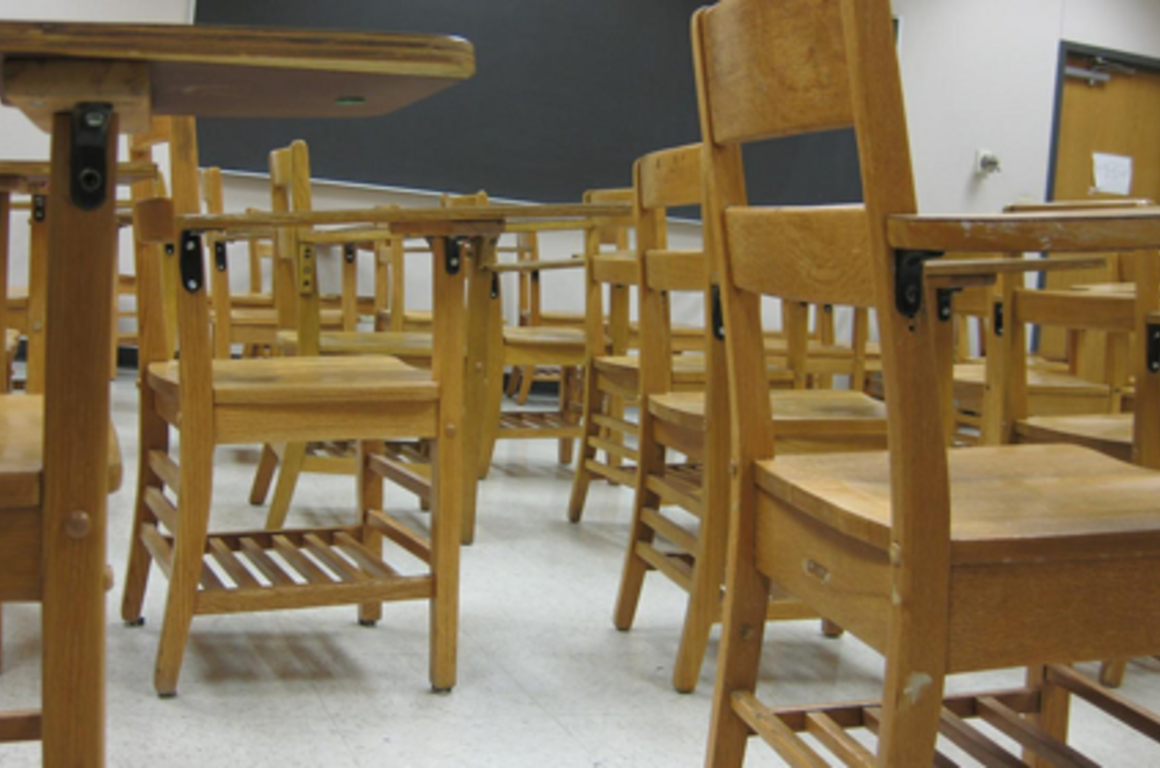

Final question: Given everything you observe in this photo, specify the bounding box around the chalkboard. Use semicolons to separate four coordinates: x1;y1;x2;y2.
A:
194;0;862;207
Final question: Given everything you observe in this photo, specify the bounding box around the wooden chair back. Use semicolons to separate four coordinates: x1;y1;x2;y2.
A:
633;144;706;398
693;0;937;616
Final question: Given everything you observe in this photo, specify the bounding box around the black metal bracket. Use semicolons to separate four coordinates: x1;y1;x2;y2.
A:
443;237;464;275
213;241;227;272
992;300;1005;337
69;103;113;211
32;194;46;223
165;243;175;257
490;272;500;299
935;288;958;322
343;243;356;264
711;284;725;341
179;230;204;293
1147;322;1160;374
894;249;944;319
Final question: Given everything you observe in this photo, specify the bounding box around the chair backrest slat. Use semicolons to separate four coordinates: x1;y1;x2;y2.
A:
639;144;702;211
726;205;873;307
700;0;853;145
1013;290;1136;334
644;250;705;294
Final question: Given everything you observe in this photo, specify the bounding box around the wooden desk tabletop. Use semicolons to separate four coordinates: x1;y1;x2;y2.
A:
0;160;157;193
0;21;475;129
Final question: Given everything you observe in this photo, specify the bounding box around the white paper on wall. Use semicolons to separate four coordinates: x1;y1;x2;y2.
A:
1092;152;1133;195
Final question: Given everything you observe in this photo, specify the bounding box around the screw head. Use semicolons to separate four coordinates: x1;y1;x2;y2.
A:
84;111;107;128
186;279;198;290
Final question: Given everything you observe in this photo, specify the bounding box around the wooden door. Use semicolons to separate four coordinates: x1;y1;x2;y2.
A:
1046;52;1160;361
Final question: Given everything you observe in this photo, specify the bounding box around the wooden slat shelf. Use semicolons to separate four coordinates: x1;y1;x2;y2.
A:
730;670;1160;767
141;526;430;615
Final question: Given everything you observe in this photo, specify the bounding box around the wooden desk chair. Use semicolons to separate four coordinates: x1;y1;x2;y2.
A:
698;1;1160;764
471;191;625;477
254;142;436;527
200;162;347;361
122;122;465;697
507;192;631;404
989;246;1159;688
611;142;886;694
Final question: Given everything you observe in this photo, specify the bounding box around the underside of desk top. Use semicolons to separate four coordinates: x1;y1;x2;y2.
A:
0;21;475;126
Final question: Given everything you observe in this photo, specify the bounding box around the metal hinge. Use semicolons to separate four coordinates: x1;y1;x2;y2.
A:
213;241;227;272
490;272;500;299
179;231;204;293
894;249;944;319
935;288;957;322
1147;322;1160;374
32;194;46;223
992;300;1005;337
711;284;725;341
70;103;113;210
298;244;316;294
444;237;464;275
343;243;356;264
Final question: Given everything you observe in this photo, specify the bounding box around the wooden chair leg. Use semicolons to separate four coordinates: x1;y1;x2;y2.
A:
248;443;279;505
672;433;730;693
613;408;664;630
1099;659;1129;688
557;366;576;465
153;439;214;697
265;442;307;529
504;365;521;398
875;629;948;765
704;529;773;768
1026;664;1072;767
356;441;384;627
516;364;535;404
567;366;603;523
121;423;167;624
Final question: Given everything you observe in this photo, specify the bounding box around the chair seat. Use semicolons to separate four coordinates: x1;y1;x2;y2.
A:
755;444;1160;565
1016;412;1134;462
224;307;345;328
0;395;122;509
502;325;587;347
147;355;436;405
375;309;433;328
954;362;1110;398
275;329;433;360
594;353;710;386
650;389;887;436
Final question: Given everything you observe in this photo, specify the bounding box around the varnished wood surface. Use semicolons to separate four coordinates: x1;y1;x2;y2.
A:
0;161;156;193
756;444;1160;563
147;355;436;405
0;21;475;129
1017;413;1133;463
178;202;632;233
889;208;1160;253
0;396;122;509
276;329;433;359
502;326;586;347
650;390;887;436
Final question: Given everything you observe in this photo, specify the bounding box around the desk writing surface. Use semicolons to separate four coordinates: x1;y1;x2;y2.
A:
0;21;475;124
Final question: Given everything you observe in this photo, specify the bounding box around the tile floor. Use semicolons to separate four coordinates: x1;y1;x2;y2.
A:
2;368;1159;766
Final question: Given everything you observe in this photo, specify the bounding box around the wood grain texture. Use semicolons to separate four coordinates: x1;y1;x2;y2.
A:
0;21;475;127
726;205;873;307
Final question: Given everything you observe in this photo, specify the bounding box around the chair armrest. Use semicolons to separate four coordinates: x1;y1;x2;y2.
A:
888;208;1160;252
587;251;640;286
488;258;587;274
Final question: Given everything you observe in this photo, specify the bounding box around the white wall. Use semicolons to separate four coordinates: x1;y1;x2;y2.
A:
893;0;1160;215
